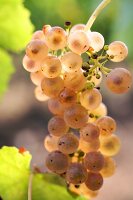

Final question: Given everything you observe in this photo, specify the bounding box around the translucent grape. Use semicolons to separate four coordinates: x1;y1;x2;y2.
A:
80;183;99;198
34;87;49;101
64;104;88;129
22;55;41;72
48;98;65;115
84;151;105;172
107;41;128;62
79;138;100;153
106;68;132;94
30;70;44;86
58;88;77;107
45;26;67;50
44;135;59;152
89;103;107;123
45;151;69;174
68;30;90;54
41;56;62;78
42;25;51;35
48;116;69;137
66;163;88;184
85;172;103;191
32;30;45;40
100;157;116;178
100;134;121;156
41;77;64;98
70;24;86;33
58;132;79;154
88;31;104;52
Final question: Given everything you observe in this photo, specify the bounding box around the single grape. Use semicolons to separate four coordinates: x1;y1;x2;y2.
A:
44;135;59;152
84;151;105;172
42;24;51;35
68;184;81;195
106;68;132;94
80;88;102;110
70;24;86;33
68;30;90;54
80;183;99;198
58;88;77;107
22;55;41;72
48;98;65;115
32;30;45;40
85;172;103;191
100;134;121;156
45;150;69;174
66;163;88;184
45;26;67;50
64;104;88;129
100;157;116;178
34;87;49;101
48;116;69;137
61;52;82;72
41;77;64;98
88;31;104;52
80;123;100;143
107;41;128;62
58;132;79;154
79;138;100;153
30;70;44;86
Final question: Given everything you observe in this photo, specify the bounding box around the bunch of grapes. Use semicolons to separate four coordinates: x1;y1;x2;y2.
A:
22;1;132;198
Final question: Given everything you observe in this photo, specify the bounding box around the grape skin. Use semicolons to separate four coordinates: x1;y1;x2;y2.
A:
34;86;49;101
44;135;59;152
32;30;45;40
23;55;41;72
88;31;104;52
48;98;65;116
100;157;116;178
79;138;100;153
58;88;77;107
80;183;99;198
30;70;44;86
85;172;103;191
70;24;86;33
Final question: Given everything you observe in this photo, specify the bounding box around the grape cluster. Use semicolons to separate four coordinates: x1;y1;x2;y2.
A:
23;22;132;199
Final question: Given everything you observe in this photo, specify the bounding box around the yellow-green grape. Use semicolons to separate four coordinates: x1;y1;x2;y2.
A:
26;39;48;61
89;102;107;121
85;172;103;191
41;77;64;98
68;184;81;195
30;70;44;86
58;88;77;107
80;123;100;143
70;24;86;33
79;138;100;153
61;52;82;72
48;116;69;137
48;98;65;116
100;134;121;156
23;55;41;72
45;151;69;174
32;30;45;40
88;31;104;52
66;163;88;184
63;70;86;91
58;132;79;154
100;157;116;178
34;86;49;101
96;116;116;136
41;56;62;78
107;41;128;62
64;104;88;129
45;26;67;50
80;88;102;111
68;30;90;54
84;151;105;172
44;135;59;152
80;183;99;198
91;71;102;87
106;68;132;94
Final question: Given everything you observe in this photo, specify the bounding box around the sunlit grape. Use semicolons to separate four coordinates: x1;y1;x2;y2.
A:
68;184;81;195
34;87;49;101
89;102;107;121
70;24;86;33
22;55;41;72
44;135;59;152
42;25;51;35
100;157;116;178
85;172;103;191
79;138;100;153
30;70;44;86
48;98;65;115
58;88;77;107
80;183;99;198
32;30;45;40
88;31;104;52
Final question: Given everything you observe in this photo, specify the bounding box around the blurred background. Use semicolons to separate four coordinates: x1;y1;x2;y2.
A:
0;0;133;200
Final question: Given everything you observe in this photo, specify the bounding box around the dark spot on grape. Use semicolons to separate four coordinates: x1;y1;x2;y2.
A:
86;133;89;136
50;160;53;162
75;185;80;188
32;49;38;54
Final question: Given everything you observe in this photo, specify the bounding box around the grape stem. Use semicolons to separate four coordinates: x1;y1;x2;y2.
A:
85;0;112;31
28;173;33;200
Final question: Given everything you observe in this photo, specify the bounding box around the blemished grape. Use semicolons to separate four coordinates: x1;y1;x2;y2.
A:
58;132;79;154
85;172;103;191
88;31;104;52
26;39;48;61
96;116;116;136
79;138;100;153
66;163;88;184
58;88;77;107
48;116;69;137
100;134;121;156
30;70;44;86
80;123;100;143
34;87;49;101
80;88;102;111
23;55;41;72
41;77;64;98
32;30;45;40
45;26;67;50
64;104;88;129
68;184;81;195
100;157;116;178
68;30;90;54
106;68;132;94
84;151;105;172
90;102;107;120
80;183;99;198
70;24;86;33
41;56;62;78
61;52;82;73
44;135;59;152
48;98;65;115
45;151;69;174
107;41;128;62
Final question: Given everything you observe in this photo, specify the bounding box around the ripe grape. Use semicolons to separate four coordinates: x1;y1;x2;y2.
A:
45;150;69;174
32;30;45;40
107;41;128;62
100;134;121;156
64;104;88;129
70;24;86;33
88;31;104;52
100;157;116;178
41;77;64;98
44;135;59;152
22;55;41;72
80;183;99;198
58;88;77;107
66;163;88;184
41;56;62;78
34;87;49;101
48;98;65;115
68;184;81;195
106;68;132;94
79;138;100;153
89;103;107;122
80;123;100;143
48;116;69;137
84;151;105;172
30;70;44;86
58;132;79;154
85;172;103;191
68;30;90;54
42;25;51;35
45;26;67;50
80;88;102;110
